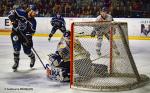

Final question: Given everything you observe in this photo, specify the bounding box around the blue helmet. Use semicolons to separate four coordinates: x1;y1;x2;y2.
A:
29;4;37;11
102;7;108;12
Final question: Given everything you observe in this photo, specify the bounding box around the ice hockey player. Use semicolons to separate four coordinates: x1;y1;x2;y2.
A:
91;7;119;56
48;12;67;41
46;31;70;82
8;5;37;71
46;31;91;82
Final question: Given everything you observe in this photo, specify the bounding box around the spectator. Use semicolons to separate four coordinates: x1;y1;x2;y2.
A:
91;6;98;17
0;0;149;18
64;3;72;17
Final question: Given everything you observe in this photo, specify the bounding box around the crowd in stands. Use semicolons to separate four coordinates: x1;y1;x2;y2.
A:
0;0;149;18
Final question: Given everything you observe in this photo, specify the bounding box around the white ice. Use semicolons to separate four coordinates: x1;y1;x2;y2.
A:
0;35;150;93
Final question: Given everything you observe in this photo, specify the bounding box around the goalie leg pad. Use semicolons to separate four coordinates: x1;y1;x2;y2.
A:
47;67;70;82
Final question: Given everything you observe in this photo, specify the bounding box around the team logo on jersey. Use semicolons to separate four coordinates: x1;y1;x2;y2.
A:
13;35;18;41
18;18;27;31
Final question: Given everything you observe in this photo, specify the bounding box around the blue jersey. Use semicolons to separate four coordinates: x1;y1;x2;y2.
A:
8;8;36;34
51;15;65;28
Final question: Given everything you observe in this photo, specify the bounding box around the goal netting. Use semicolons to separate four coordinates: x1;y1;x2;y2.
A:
70;21;149;91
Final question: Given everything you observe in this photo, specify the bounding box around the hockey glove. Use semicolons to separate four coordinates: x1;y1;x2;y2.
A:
91;30;96;37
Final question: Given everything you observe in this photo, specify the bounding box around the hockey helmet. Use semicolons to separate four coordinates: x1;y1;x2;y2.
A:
29;4;37;11
102;7;108;12
26;4;38;14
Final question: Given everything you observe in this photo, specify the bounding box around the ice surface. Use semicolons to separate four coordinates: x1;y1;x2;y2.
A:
0;35;150;93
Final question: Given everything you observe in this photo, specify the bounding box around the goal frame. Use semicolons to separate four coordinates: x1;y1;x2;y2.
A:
70;21;149;91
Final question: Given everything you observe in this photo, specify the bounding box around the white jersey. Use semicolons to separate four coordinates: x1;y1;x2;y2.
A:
96;14;113;21
95;14;113;32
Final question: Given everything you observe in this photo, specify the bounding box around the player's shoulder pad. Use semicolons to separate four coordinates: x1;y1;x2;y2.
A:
106;14;112;17
15;8;27;18
97;15;102;18
96;15;102;21
106;14;113;21
8;10;15;16
51;16;57;21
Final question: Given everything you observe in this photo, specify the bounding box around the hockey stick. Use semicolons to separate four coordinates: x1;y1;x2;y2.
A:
31;47;46;69
76;34;91;37
75;32;92;37
75;32;84;35
17;29;47;69
75;27;112;38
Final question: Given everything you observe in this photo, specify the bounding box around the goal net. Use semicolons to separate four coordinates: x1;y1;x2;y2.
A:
70;21;149;91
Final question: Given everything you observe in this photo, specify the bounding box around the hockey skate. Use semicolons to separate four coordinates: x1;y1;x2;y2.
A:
12;59;19;72
30;55;35;68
